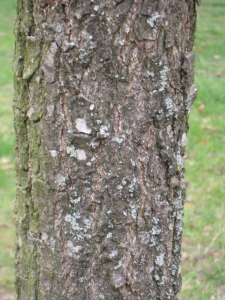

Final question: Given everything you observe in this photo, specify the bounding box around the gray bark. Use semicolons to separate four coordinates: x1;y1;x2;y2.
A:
13;0;197;299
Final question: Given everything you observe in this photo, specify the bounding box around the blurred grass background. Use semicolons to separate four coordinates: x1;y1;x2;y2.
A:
0;0;17;299
180;1;225;299
0;0;224;299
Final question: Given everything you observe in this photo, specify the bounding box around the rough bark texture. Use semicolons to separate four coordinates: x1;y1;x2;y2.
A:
13;0;197;299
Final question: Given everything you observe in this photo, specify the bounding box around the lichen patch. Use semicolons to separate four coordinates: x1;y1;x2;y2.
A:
75;149;87;161
67;145;76;157
50;150;58;157
75;118;92;134
147;12;161;28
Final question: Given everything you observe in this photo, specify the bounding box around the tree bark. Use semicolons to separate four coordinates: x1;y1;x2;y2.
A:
13;0;197;299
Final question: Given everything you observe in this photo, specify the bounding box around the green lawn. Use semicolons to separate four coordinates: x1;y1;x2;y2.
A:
0;0;17;297
180;1;225;299
0;0;224;299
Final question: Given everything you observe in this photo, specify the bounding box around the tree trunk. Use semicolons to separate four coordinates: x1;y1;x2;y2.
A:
13;0;197;299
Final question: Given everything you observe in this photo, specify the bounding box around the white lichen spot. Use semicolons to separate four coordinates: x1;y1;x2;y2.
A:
176;151;184;168
114;260;122;269
57;176;66;186
155;194;161;202
109;250;118;258
131;208;137;219
159;66;169;91
160;276;166;285
42;22;48;28
141;255;146;264
75;118;91;134
106;232;112;238
97;119;102;124
86;161;92;166
75;149;87;161
181;132;187;147
73;211;81;219
155;253;164;266
178;265;181;274
123;210;128;216
67;145;76;157
108;222;114;229
165;97;175;116
119;40;125;46
154;274;160;281
84;218;91;229
65;214;81;231
50;150;58;157
70;196;81;204
130;159;136;166
128;176;137;194
168;223;173;230
176;210;183;220
67;129;73;134
67;42;75;47
27;107;35;119
139;232;150;244
88;280;93;287
89;103;95;111
150;236;156;246
166;289;174;300
100;125;110;137
94;5;99;11
167;125;173;140
117;185;123;190
79;277;84;283
147;71;154;77
107;28;112;35
56;24;63;33
122;178;127;185
147;12;161;28
99;293;105;300
152;226;161;235
176;220;183;234
67;241;82;253
115;137;123;144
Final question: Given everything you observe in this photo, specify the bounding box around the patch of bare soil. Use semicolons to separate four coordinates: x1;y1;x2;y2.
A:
0;288;14;300
218;286;225;300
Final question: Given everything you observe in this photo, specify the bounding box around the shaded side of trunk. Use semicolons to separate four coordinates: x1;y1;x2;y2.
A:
13;0;197;299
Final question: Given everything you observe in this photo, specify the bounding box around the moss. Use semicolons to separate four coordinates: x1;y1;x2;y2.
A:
23;38;41;80
29;123;41;174
13;78;29;111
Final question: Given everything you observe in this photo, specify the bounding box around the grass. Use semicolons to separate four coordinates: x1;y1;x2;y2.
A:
0;0;17;297
0;0;224;299
180;1;225;299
